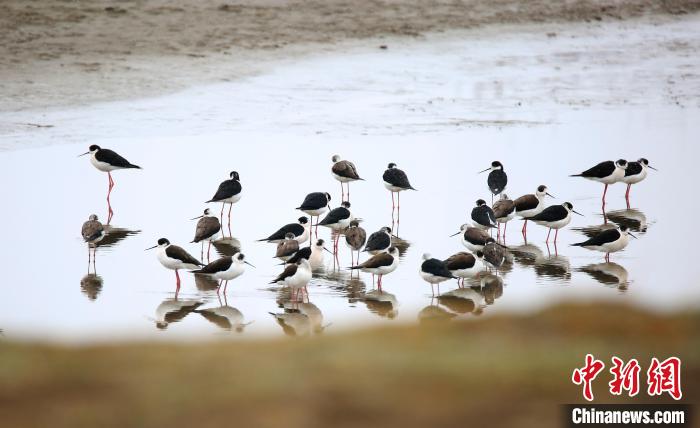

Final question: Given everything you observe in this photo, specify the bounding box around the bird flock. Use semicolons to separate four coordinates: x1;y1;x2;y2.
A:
80;146;655;307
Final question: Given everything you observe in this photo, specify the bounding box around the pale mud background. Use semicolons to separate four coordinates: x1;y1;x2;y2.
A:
1;0;699;113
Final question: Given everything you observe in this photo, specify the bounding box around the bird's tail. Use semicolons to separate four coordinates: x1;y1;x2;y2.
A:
569;174;582;177
127;164;141;169
570;242;584;247
409;186;417;191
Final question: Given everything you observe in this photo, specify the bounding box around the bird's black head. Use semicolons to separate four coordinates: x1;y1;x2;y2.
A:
203;208;211;215
349;220;359;227
88;144;100;152
325;192;332;202
237;253;245;261
387;162;396;169
341;201;351;208
88;214;99;221
298;216;309;224
332;154;341;163
230;171;240;180
476;199;487;206
491;161;503;169
563;202;574;210
537;185;547;192
382;226;392;234
316;239;325;246
639;158;649;165
476;250;484;258
157;238;170;246
616;159;628;168
388;246;397;254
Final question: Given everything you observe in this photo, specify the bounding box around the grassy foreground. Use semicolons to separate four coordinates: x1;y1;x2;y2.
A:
0;303;697;428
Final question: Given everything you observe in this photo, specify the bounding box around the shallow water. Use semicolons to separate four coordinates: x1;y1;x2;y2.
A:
1;18;699;342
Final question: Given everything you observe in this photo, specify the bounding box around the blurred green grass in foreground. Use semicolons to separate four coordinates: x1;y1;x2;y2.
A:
0;303;697;428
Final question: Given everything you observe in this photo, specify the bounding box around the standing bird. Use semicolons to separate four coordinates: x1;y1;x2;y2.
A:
331;154;363;201
191;252;254;294
621;158;656;204
571;159;627;205
146;238;204;291
529;202;582;244
482;238;507;270
319;201;354;253
190;208;221;263
258;216;309;245
350;247;400;291
81;214;105;272
572;224;636;262
479;161;507;204
275;233;300;261
492;194;516;238
284;239;332;269
514;185;554;236
206;171;242;235
450;224;491;252
383;163;416;228
270;259;313;301
364;226;393;255
444;251;486;288
79;145;141;224
419;253;455;296
345;220;367;267
471;199;497;230
297;192;331;239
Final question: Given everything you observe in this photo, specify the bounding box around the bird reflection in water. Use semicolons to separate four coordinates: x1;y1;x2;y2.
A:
578;261;630;292
195;293;252;332
362;289;399;319
150;297;204;330
319;269;367;302
418;299;457;324
270;301;328;336
438;287;486;316
80;273;104;301
478;273;504;305
605;208;649;233
211;237;242;258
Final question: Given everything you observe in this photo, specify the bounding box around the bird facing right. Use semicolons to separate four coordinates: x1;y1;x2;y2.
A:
572;224;636;262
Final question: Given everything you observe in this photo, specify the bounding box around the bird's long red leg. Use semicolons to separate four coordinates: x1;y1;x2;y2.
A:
378;275;383;292
546;228;551;243
602;183;608;204
227;203;233;237
207;241;212;262
522;219;527;235
347;182;350;202
175;270;181;292
223;280;229;294
554;229;559;244
220;203;225;227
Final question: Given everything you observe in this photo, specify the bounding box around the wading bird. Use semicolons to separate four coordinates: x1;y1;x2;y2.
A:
191;252;254;294
79;145;141;224
350;247;400;291
572;224;636;262
419;253;455;296
621;158;656;205
514;185;554;236
571;159;627;205
529;202;582;244
190;208;221;262
146;238;204;291
206;171;242;235
479;161;507;204
331;155;363;201
297;192;331;239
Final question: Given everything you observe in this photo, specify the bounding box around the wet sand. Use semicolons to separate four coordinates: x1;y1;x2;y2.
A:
1;0;699;112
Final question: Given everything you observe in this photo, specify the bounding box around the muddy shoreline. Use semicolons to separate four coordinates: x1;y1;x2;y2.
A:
1;0;699;112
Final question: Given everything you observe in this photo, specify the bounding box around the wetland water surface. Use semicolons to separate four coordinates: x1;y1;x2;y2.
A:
1;18;699;342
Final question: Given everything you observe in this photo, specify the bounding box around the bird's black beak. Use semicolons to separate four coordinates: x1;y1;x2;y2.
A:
573;210;584;216
478;167;490;174
628;232;638;239
190;215;203;220
78;152;90;157
244;261;256;268
449;231;461;237
145;245;157;251
648;165;658;171
546;192;555;198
